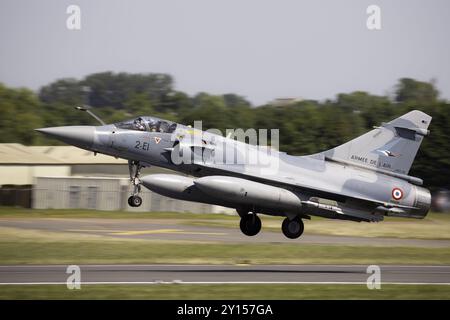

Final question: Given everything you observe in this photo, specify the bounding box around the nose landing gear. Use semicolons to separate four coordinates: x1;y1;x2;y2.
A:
128;160;144;207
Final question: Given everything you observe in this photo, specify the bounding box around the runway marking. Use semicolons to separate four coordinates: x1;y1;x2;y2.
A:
0;264;449;268
111;229;180;235
65;229;228;236
110;229;227;236
67;229;123;233
0;281;449;285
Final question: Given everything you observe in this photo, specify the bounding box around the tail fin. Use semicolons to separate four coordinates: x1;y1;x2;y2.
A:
324;110;432;175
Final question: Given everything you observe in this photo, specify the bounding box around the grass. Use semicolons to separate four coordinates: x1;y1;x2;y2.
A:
0;208;449;300
187;214;450;240
1;207;449;240
0;207;235;220
184;212;450;240
1;234;449;265
0;284;449;299
0;207;449;265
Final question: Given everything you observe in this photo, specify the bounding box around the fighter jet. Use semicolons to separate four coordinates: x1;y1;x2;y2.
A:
36;109;432;239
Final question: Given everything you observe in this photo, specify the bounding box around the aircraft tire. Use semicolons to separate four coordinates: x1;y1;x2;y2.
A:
128;195;142;207
239;214;261;236
127;196;134;207
282;217;304;239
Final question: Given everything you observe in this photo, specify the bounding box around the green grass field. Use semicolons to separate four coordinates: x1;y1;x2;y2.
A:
1;284;449;299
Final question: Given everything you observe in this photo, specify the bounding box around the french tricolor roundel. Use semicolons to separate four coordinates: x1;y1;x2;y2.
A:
392;188;403;200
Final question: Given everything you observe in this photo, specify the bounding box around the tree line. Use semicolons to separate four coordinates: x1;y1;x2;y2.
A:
0;72;448;190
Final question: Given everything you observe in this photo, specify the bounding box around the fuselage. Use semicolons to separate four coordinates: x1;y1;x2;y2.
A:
37;115;431;222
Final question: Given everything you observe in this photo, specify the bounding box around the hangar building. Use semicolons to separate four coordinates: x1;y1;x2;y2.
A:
0;143;231;213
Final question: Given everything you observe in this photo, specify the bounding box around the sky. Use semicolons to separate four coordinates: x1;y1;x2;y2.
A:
1;0;449;105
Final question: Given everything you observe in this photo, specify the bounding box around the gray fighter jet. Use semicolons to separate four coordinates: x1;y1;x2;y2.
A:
36;109;432;239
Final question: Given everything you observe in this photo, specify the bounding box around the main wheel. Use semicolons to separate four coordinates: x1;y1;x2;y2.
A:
128;195;142;207
240;214;262;236
281;217;304;239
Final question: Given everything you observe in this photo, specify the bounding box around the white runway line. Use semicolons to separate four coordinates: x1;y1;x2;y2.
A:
0;264;449;268
1;281;449;285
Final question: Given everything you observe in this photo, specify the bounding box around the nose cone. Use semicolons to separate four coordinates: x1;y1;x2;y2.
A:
35;126;95;149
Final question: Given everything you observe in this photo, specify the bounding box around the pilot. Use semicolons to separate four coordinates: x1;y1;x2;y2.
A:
159;121;169;133
147;119;158;132
134;118;146;131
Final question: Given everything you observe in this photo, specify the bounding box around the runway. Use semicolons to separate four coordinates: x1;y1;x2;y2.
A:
1;217;449;247
1;264;449;285
1;217;449;286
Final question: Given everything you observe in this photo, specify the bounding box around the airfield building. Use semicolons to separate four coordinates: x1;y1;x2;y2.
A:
0;143;232;213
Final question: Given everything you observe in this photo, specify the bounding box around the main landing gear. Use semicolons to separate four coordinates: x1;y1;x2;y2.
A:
128;160;143;207
237;209;305;239
281;217;304;239
239;213;262;236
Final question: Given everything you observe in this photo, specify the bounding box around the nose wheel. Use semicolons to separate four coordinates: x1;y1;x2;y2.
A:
128;195;142;207
128;160;144;207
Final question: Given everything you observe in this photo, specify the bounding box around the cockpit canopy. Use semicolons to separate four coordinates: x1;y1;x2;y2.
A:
114;117;177;133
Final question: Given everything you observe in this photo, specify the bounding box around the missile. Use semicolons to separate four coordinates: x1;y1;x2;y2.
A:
194;176;302;211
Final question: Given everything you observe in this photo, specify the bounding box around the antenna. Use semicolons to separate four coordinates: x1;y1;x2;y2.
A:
75;106;106;125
